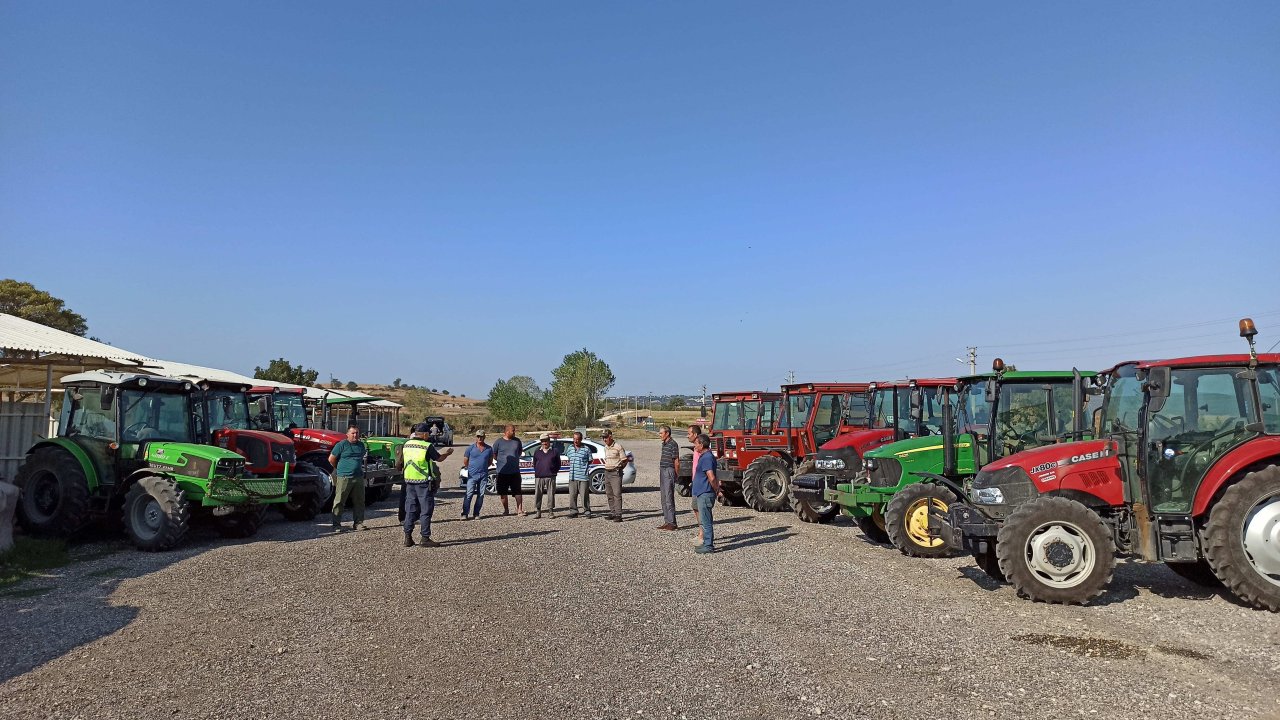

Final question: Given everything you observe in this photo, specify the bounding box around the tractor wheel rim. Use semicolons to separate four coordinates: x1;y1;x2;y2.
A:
763;470;785;497
1242;493;1280;585
133;498;163;539
872;507;886;531
30;471;60;520
906;498;945;548
1025;521;1095;588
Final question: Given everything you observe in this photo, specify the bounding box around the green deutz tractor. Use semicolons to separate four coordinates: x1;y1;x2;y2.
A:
13;372;288;551
825;362;1096;558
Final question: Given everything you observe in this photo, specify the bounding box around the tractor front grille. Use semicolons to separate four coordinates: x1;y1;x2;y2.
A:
868;458;902;488
208;476;287;503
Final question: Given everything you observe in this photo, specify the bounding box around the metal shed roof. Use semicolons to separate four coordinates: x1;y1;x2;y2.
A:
0;313;151;388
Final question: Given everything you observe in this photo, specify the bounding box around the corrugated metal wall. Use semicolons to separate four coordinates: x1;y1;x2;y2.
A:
1;402;49;483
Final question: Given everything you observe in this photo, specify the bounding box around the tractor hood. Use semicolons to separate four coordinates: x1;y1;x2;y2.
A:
863;434;943;460
292;428;343;448
363;436;406;462
146;442;241;464
143;441;245;481
980;439;1117;483
212;428;288;445
819;428;895;455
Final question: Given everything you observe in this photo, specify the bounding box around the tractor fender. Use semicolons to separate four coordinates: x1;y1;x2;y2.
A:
911;472;972;504
1192;436;1280;517
27;438;100;491
123;467;171;489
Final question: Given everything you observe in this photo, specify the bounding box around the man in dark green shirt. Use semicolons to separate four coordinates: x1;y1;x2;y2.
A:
328;425;368;531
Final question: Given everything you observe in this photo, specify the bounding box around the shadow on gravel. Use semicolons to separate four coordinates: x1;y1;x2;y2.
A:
956;566;1003;592
438;529;561;547
715;526;795;552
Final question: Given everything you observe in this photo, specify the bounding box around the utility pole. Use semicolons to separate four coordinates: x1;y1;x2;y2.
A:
786;370;796;384
700;384;707;419
955;347;977;374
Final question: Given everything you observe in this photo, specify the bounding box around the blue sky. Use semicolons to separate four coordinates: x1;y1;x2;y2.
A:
3;2;1278;398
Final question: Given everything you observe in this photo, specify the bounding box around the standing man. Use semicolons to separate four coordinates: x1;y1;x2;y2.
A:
565;431;594;518
657;425;679;530
687;424;704;543
532;433;562;519
461;430;494;519
328;425;368;532
692;433;723;554
600;429;630;522
492;424;525;517
397;424;453;547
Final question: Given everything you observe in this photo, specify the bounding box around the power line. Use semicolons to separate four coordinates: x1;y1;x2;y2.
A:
976;310;1280;350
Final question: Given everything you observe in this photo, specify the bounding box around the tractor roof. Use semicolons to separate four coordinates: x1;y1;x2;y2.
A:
869;378;957;389
1115;354;1280;371
781;382;870;394
958;369;1096;383
712;391;782;401
61;370;194;390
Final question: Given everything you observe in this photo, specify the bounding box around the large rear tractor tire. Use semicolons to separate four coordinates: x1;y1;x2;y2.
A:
367;484;392;504
1202;465;1280;612
14;447;92;537
122;476;190;551
884;483;959;558
855;508;890;544
215;505;267;538
1165;560;1223;588
996;496;1115;605
278;461;325;521
741;456;792;512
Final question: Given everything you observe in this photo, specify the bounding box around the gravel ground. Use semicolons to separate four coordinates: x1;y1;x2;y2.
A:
2;438;1278;720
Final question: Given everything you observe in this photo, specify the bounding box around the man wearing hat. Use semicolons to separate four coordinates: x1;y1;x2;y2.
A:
531;432;562;519
461;430;495;519
396;424;454;547
600;429;630;522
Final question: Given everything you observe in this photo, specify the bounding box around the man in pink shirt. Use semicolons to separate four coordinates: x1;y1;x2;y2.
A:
687;424;704;544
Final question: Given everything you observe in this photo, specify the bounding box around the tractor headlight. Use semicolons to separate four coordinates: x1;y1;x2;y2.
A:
863;458;878;471
974;487;1005;505
816;458;845;470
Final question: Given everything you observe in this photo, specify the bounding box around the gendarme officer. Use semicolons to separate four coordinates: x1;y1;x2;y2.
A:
397;423;453;547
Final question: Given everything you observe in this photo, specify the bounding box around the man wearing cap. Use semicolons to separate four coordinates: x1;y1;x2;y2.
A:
461;430;494;519
600;429;630;522
565;431;593;518
396;424;454;547
531;433;562;519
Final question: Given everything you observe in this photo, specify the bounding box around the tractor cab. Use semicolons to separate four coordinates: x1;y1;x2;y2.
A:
709;391;781;463
949;319;1280;611
313;393;405;502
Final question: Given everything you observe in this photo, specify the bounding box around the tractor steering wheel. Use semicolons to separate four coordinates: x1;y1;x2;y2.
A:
1150;414;1183;436
122;420;149;441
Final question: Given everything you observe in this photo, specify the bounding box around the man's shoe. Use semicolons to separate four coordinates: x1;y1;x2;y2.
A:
567;512;579;519
548;512;556;519
404;534;415;547
657;523;676;530
534;511;542;519
694;545;716;554
420;538;441;548
583;512;594;519
354;523;369;531
612;516;623;523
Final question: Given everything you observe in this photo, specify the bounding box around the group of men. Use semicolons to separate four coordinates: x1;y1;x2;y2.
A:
325;421;724;553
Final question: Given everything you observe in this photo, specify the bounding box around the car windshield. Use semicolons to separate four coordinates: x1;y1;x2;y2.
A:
119;388;196;443
777;393;814;429
205;389;250;431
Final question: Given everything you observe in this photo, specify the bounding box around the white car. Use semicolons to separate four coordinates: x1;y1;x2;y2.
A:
458;437;637;494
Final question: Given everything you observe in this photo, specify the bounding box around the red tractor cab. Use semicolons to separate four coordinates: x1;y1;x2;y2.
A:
730;382;871;512
945;318;1280;611
791;378;955;523
196;380;326;521
248;386;344;472
676;391;782;496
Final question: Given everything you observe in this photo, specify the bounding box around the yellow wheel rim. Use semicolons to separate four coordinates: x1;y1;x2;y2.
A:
871;506;887;531
905;497;948;548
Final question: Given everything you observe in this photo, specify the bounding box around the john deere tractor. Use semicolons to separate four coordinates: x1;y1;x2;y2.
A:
13;372;287;551
824;362;1095;558
314;393;404;503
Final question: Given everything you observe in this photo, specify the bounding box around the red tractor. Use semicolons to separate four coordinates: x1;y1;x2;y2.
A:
790;378;955;523
943;318;1280;611
729;382;871;512
192;380;326;522
249;386;343;472
677;391;781;497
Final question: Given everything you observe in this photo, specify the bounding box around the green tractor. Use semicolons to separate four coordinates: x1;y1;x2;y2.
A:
824;361;1096;558
13;372;288;551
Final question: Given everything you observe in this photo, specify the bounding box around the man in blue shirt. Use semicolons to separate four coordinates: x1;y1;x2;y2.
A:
564;431;594;518
461;430;495;519
327;425;368;532
692;433;723;554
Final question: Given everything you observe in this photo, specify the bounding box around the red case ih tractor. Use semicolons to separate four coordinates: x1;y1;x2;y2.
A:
942;318;1280;611
727;382;870;512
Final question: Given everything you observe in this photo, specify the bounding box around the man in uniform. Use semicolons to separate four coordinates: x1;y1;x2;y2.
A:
600;429;630;522
397;423;454;547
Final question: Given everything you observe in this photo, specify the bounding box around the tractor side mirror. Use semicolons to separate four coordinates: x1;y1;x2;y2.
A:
99;386;114;410
984;378;997;403
909;388;923;421
1144;367;1171;414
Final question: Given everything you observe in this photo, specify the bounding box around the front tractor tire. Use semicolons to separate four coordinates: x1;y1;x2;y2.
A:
741;456;792;512
855;507;891;544
122;476;191;551
215;506;268;538
1202;465;1280;612
884;483;959;558
996;496;1116;605
13;447;92;538
278;461;325;521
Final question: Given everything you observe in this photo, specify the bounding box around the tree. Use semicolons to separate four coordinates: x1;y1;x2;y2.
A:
345;381;358;391
487;376;541;421
663;397;686;411
329;376;342;389
393;378;402;388
0;279;88;336
548;348;615;426
253;358;319;386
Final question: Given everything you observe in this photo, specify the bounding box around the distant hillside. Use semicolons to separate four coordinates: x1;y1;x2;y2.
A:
341;384;484;408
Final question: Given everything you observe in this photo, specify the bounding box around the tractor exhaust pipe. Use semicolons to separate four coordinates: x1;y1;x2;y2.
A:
1072;368;1084;442
942;385;956;478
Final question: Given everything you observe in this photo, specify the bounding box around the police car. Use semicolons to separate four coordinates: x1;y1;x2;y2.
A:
457;436;637;494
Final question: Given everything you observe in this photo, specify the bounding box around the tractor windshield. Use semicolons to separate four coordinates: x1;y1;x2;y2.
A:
713;400;767;432
869;389;894;429
119;388;196;443
1103;365;1143;434
205;389;251;431
993;382;1058;456
898;387;947;435
956;383;991;437
777;393;814;429
274;393;308;432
